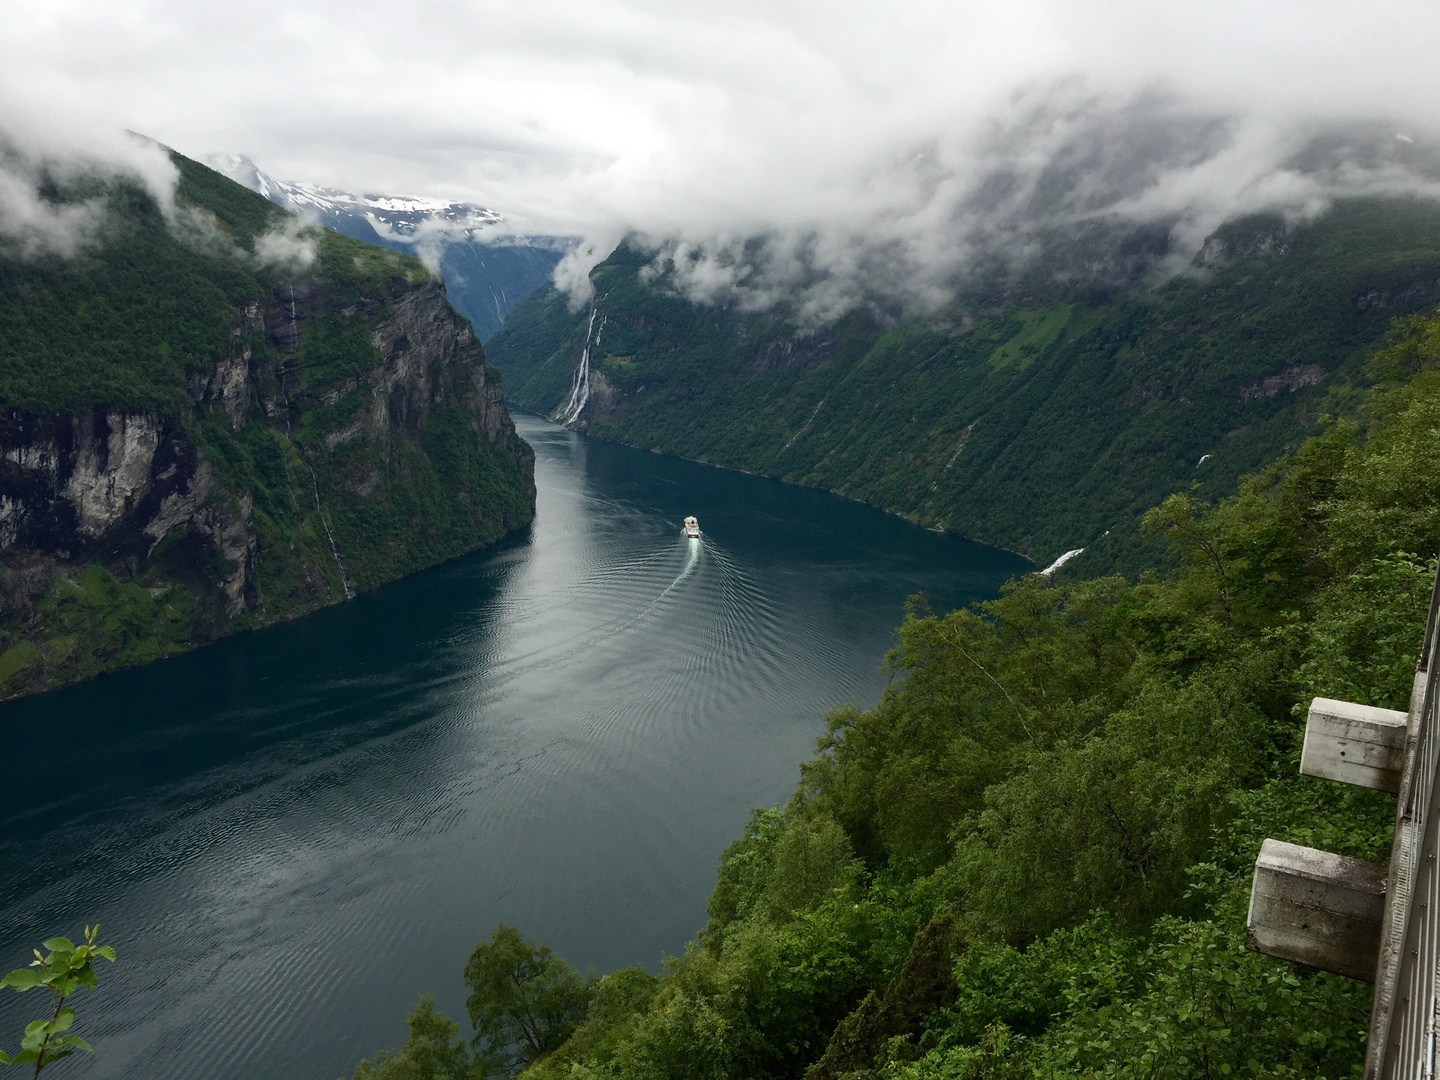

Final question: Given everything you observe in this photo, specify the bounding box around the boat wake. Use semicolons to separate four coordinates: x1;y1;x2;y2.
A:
625;536;701;628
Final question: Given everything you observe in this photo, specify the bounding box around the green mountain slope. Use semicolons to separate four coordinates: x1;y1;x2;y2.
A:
0;151;535;697
487;199;1440;571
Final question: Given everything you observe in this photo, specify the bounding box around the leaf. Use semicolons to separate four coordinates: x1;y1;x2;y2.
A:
95;946;116;962
42;937;75;954
75;967;98;990
57;1035;93;1052
0;969;39;991
52;1008;75;1033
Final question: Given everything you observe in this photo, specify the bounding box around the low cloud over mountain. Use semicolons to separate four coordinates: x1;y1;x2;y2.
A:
6;1;1440;317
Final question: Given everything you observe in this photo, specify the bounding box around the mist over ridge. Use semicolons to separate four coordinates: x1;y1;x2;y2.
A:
566;94;1440;325
5;2;1440;321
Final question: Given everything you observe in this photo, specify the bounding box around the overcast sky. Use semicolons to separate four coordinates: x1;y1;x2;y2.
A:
4;0;1440;308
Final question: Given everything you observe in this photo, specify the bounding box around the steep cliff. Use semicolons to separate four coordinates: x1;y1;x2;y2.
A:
0;152;535;697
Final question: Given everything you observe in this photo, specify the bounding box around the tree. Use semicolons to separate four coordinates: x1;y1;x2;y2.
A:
350;995;486;1080
463;925;590;1072
0;926;115;1076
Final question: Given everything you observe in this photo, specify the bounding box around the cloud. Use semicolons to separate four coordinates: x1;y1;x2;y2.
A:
0;113;178;256
0;156;108;258
0;105;319;273
4;1;1440;313
553;233;625;309
622;91;1440;322
250;218;319;271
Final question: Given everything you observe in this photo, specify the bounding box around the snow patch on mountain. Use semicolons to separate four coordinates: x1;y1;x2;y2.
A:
207;154;575;340
208;153;507;241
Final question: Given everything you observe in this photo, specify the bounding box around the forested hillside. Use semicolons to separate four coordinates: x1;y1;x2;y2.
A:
0;151;535;697
351;305;1440;1079
488;199;1440;573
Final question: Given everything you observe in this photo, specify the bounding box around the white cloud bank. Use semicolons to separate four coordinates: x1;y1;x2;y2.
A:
3;0;1440;311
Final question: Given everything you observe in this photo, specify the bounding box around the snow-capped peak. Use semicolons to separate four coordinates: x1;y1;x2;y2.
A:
208;154;505;239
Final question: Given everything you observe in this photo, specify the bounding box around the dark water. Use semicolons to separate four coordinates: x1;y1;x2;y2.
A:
0;414;1027;1079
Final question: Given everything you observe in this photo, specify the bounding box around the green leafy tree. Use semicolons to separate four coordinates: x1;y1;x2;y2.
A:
0;926;115;1076
463;925;591;1072
348;995;486;1080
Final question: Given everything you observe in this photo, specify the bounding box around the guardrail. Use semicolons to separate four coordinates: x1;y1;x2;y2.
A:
1247;565;1440;1080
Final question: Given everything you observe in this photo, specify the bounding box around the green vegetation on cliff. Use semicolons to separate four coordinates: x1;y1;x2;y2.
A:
488;199;1440;573
0;155;429;416
355;306;1440;1078
0;151;535;698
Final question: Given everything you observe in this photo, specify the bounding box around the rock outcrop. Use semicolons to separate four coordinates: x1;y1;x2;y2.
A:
0;274;534;698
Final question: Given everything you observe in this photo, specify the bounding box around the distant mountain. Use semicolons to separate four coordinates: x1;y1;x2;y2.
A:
210;154;573;340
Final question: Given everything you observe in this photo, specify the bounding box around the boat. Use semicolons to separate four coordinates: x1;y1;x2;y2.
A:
683;516;701;539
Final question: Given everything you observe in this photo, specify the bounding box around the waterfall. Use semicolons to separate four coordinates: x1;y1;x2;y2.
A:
560;305;606;425
304;459;353;599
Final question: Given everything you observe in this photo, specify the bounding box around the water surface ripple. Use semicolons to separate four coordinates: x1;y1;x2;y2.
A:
0;415;1028;1079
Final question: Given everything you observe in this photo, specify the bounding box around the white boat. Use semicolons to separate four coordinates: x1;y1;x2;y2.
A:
683;516;701;539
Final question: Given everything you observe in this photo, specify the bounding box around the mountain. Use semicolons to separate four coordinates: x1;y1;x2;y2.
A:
210;154;572;341
485;198;1440;573
0;150;536;698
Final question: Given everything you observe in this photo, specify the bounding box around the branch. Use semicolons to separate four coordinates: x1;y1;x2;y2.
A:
938;629;1040;750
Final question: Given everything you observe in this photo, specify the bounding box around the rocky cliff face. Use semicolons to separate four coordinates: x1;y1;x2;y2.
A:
0;274;535;698
0;410;259;611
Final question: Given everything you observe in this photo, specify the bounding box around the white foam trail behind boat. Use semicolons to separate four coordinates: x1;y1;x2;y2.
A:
645;537;701;614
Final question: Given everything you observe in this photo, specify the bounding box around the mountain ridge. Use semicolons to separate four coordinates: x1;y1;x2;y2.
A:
0;149;536;698
210;153;574;341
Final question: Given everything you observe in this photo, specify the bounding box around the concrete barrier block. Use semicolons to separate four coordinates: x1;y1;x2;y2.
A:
1246;838;1386;982
1301;697;1408;793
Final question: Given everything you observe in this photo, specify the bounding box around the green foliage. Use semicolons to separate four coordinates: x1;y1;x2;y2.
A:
348;996;488;1080
296;312;383;389
464;925;592;1073
524;968;659;1080
0;563;203;696
489;200;1440;574
0;925;115;1074
397;305;1440;1080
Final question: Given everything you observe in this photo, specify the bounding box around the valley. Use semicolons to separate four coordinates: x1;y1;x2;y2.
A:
212;154;573;341
5;100;1440;1080
9;7;1440;1080
0;414;1025;1080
